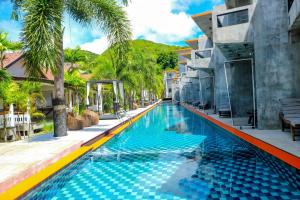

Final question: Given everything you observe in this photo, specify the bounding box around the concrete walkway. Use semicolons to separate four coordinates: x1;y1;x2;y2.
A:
0;104;156;193
197;110;300;157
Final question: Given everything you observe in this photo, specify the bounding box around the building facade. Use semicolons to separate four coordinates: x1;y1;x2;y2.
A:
176;0;300;129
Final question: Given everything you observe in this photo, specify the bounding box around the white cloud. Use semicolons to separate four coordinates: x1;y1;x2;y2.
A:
76;0;215;53
80;37;109;54
125;0;198;43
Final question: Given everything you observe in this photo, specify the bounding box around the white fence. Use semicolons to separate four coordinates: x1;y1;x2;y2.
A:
0;113;31;128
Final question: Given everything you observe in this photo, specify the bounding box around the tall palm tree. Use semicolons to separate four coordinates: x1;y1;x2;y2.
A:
11;0;131;137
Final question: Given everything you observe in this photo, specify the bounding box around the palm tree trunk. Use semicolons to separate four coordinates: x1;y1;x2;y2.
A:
53;26;67;137
0;51;4;69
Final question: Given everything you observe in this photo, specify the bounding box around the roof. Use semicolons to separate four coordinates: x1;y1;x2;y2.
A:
3;52;81;81
185;39;199;50
2;52;23;68
176;48;192;55
192;11;213;39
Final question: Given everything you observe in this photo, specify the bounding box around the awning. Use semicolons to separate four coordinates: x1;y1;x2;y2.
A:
192;11;213;39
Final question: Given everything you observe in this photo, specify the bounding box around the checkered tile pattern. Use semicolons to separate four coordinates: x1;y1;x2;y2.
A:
24;104;300;200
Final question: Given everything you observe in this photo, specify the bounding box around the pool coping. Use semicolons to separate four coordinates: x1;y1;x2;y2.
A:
182;104;300;170
0;101;161;199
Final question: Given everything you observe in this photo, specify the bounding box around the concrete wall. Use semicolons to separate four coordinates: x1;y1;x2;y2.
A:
6;59;27;78
225;60;254;120
198;37;213;49
213;4;254;44
252;0;300;129
209;47;227;111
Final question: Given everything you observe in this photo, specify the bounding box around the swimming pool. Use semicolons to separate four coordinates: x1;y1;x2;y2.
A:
24;103;300;199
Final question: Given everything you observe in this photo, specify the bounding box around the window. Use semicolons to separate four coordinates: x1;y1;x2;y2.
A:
288;0;294;11
217;9;249;27
168;88;172;93
195;50;212;58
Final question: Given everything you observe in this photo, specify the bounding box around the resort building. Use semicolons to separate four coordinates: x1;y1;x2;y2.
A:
163;70;178;99
176;0;300;130
0;52;95;116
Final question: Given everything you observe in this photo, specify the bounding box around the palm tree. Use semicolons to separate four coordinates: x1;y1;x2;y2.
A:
11;0;131;137
0;32;9;69
64;47;86;72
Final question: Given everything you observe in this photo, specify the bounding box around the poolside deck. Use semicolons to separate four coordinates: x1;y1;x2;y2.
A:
0;103;158;194
187;106;300;158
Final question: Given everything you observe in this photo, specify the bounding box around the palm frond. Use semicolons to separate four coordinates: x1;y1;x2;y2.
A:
21;0;63;77
10;0;24;20
66;0;132;62
0;69;12;82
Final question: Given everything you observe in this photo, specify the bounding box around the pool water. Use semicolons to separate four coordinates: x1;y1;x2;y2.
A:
24;104;300;199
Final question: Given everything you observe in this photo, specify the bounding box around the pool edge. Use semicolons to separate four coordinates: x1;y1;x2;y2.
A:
0;101;161;200
183;104;300;170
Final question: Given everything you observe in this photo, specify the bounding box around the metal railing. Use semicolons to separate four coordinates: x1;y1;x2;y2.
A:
217;9;249;28
0;113;31;128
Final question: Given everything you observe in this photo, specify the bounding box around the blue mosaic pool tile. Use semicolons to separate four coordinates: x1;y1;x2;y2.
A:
23;104;300;200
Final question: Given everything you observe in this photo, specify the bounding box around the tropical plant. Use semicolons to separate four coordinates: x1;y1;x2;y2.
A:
15;81;45;117
0;32;9;69
64;47;87;72
0;69;12;82
157;51;178;70
64;71;86;114
12;0;132;137
0;77;18;141
90;39;177;109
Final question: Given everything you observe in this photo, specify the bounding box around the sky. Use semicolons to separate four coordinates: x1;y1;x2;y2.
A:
0;0;224;54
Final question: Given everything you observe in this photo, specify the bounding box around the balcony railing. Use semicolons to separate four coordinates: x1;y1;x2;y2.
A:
0;113;31;128
217;9;249;28
195;50;212;58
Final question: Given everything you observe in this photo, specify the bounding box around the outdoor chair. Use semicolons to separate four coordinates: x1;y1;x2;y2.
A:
279;98;300;141
218;104;231;118
192;101;201;107
198;102;209;110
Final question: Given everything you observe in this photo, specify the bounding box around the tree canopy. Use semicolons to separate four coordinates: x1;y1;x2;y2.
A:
157;51;178;70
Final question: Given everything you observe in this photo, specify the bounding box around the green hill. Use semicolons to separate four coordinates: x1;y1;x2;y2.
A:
100;39;182;57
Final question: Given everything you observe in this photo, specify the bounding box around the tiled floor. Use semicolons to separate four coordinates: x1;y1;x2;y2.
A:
0;104;157;192
198;111;300;158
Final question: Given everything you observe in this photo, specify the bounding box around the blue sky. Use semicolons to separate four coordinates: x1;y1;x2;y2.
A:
0;0;224;54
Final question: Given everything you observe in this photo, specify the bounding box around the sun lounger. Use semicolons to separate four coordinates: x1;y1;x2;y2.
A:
279;98;300;140
198;102;208;110
290;119;300;141
218;105;231;118
192;101;200;107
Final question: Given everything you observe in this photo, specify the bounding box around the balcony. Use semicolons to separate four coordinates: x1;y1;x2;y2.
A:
217;42;254;60
288;0;300;30
192;49;212;68
225;0;252;9
213;4;254;44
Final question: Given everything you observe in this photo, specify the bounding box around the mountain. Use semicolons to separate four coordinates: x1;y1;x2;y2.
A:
100;39;182;58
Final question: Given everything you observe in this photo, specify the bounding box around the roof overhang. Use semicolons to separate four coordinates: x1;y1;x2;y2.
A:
178;60;187;65
192;11;213;39
176;48;192;59
185;39;198;50
216;42;254;60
